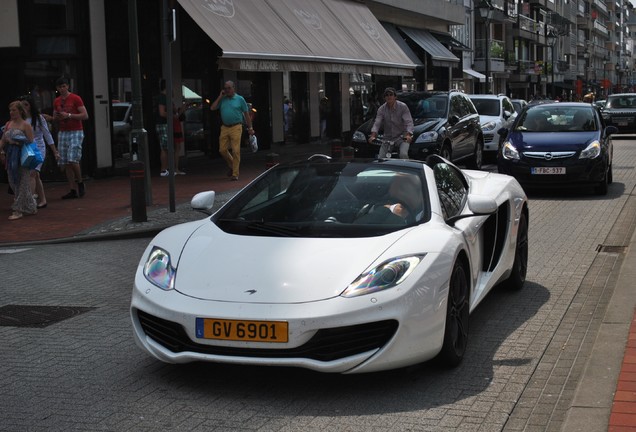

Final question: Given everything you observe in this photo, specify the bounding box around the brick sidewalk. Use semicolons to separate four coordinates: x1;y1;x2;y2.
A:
609;312;636;431
0;142;330;244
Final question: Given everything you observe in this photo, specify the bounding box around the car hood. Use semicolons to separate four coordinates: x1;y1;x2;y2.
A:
509;131;599;151
413;117;443;132
173;222;411;303
355;117;442;136
478;115;500;124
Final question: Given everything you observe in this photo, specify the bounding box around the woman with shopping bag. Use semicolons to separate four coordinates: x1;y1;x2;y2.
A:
0;101;37;220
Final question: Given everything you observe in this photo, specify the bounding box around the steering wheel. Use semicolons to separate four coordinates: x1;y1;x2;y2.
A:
355;203;374;219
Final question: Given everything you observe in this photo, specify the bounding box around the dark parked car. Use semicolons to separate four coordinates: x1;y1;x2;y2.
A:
498;102;618;195
600;93;636;133
350;90;484;169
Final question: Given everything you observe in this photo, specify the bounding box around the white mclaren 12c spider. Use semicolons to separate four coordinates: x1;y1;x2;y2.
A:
131;154;529;373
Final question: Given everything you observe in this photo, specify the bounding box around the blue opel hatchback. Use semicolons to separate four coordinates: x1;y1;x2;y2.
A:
497;102;617;195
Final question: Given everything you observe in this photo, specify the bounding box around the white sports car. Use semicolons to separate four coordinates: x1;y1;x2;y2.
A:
131;155;528;373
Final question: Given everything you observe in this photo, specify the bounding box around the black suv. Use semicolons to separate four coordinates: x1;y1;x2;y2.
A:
600;93;636;133
350;90;484;169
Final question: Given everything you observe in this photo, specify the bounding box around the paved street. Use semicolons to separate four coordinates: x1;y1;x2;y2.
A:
1;140;636;431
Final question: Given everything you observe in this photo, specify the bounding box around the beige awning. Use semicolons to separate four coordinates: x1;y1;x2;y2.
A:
463;69;486;82
177;0;417;75
381;22;423;68
399;26;460;68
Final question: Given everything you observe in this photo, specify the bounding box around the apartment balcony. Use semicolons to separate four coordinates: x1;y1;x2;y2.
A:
592;20;609;36
577;15;593;30
508;59;543;82
593;0;609;16
511;14;541;41
474;38;506;73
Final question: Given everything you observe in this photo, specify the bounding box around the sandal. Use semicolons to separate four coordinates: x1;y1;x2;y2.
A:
8;212;23;220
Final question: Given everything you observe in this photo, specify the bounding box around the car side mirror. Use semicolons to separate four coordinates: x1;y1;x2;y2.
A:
449;115;460;126
605;125;619;136
467;195;498;214
503;110;512;119
191;191;216;214
447;194;497;226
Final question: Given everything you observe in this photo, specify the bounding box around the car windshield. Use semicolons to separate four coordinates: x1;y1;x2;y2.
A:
112;105;129;122
470;98;501;116
214;161;431;237
515;106;598;132
606;95;636;109
399;93;448;119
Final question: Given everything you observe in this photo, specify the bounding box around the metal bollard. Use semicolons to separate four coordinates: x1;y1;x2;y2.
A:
129;160;147;222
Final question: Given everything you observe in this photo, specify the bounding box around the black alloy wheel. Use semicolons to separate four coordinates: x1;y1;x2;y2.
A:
438;259;470;367
595;167;609;195
440;144;452;161
467;138;484;170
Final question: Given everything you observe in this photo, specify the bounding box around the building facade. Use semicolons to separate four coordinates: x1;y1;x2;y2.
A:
0;0;633;181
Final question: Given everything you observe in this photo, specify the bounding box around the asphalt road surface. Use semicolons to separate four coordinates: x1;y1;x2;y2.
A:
2;139;636;431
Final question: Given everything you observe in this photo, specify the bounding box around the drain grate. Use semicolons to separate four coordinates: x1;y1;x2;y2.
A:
0;305;95;328
596;245;628;254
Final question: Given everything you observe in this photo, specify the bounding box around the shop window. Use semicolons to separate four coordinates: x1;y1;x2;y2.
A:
35;36;77;55
33;0;75;31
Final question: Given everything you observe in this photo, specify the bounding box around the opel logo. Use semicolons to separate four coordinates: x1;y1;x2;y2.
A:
544;152;553;160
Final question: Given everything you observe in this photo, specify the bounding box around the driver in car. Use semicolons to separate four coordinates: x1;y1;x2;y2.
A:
368;87;414;159
356;173;423;224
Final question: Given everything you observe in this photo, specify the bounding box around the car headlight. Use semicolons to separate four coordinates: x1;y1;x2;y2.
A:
415;131;439;143
579;140;601;159
341;255;424;297
501;141;520;160
352;130;367;143
143;247;176;290
481;121;497;132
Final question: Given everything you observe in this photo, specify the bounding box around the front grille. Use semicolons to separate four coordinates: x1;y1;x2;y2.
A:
612;116;634;122
137;310;398;362
523;151;575;160
484;133;494;144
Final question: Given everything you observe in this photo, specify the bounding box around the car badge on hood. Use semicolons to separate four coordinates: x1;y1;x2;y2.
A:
544;153;553;160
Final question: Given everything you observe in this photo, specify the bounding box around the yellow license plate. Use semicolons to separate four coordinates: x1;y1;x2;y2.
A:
195;318;288;342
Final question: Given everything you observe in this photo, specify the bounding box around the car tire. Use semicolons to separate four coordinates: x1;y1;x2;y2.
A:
502;211;528;290
440;143;452;161
595;167;609;195
437;258;470;367
467;138;484;170
608;162;613;185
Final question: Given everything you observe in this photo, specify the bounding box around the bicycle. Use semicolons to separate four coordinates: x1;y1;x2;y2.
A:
372;136;408;159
